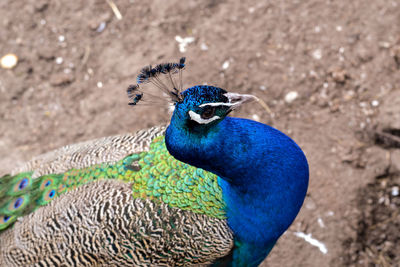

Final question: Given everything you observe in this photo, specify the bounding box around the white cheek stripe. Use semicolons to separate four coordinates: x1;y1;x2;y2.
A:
188;110;221;124
198;102;235;108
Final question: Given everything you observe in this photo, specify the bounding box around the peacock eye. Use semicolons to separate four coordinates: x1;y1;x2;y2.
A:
200;106;216;119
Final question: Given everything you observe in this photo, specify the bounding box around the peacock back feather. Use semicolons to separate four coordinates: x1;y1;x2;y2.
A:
0;126;233;266
0;135;226;233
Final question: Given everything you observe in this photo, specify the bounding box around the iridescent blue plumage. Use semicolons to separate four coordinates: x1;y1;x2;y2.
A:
165;85;309;266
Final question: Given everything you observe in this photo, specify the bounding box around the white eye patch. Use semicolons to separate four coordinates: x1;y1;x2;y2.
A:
198;102;235;108
188;110;221;124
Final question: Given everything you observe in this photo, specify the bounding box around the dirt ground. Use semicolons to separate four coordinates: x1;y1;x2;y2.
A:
1;0;400;266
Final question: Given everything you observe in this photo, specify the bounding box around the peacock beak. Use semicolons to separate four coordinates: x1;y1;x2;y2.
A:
224;92;258;111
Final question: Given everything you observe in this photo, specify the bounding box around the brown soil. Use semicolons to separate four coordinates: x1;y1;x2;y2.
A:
1;0;400;266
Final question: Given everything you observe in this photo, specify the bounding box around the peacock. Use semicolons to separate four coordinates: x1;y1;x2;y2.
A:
0;58;309;267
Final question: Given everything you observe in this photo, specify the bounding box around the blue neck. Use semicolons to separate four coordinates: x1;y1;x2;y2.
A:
165;116;309;265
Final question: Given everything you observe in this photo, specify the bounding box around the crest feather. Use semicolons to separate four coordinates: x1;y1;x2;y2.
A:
128;58;186;106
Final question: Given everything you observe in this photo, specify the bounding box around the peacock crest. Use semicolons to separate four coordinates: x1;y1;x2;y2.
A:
127;57;186;105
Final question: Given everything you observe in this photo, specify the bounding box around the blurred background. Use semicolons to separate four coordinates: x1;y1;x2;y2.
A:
1;0;399;266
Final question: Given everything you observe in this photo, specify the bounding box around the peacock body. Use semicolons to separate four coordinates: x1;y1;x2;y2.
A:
0;58;309;267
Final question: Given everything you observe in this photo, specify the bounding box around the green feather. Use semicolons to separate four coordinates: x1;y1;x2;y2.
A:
0;173;33;197
0;136;225;232
0;173;64;230
124;136;226;219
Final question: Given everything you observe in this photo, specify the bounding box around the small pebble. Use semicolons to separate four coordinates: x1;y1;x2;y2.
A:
317;217;325;228
89;13;111;30
55;57;63;64
326;211;334;216
285;91;299;103
252;114;260;121
304;198;316;210
392;186;399;196
58;35;65;42
360;72;367;80
336;25;342;32
309;70;318;78
343;90;355;101
200;43;208;51
259;85;267;91
97;81;103;88
330;68;348;83
175;36;195;53
312;49;322;60
222;60;230;70
359;102;368;108
96;22;107;33
1;53;18;69
378;41;391;49
371;100;379;107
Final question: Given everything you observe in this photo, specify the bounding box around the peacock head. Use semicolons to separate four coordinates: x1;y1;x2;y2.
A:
127;58;257;132
175;85;256;132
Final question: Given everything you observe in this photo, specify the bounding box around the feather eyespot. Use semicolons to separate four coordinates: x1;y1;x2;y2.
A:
14;197;23;209
12;176;31;193
39;178;54;190
0;215;12;226
3;215;10;223
0;215;16;230
48;190;56;198
43;189;57;202
200;106;216;119
18;178;29;190
8;196;27;211
37;188;58;205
